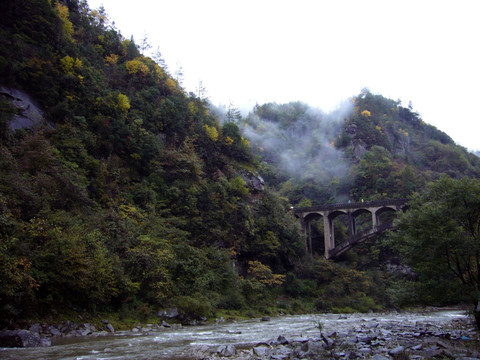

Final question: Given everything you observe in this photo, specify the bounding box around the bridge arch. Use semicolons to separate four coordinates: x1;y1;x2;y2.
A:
294;199;408;259
351;208;374;235
302;212;325;255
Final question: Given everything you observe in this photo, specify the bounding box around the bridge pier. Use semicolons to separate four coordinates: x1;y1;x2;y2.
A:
371;208;380;229
323;215;334;258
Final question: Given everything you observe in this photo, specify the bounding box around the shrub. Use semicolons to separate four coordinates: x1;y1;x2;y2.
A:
173;295;214;322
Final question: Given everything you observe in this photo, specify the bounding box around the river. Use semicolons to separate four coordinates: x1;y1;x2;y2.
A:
0;309;474;359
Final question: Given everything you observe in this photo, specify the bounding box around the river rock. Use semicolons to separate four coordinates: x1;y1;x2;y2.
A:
301;339;322;354
411;344;422;351
29;324;43;334
389;345;405;356
48;326;62;337
217;344;236;357
271;355;288;360
358;347;372;355
321;335;335;350
106;324;115;333
371;355;390;360
189;344;210;357
80;328;90;336
261;316;271;322
253;345;270;357
276;335;289;345
0;329;51;347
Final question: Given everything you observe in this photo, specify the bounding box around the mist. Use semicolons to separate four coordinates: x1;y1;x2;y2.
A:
240;101;353;185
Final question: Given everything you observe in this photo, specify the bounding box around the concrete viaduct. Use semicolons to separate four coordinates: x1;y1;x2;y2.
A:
293;199;408;259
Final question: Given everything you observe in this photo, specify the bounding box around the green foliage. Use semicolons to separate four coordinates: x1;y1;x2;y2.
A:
172;295;214;321
0;0;282;323
389;176;480;305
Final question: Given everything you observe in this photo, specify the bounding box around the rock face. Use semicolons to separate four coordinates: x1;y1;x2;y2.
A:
239;170;264;193
0;86;53;131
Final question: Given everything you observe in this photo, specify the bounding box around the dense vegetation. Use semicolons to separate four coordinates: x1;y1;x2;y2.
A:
388;176;480;309
1;0;479;327
0;0;304;325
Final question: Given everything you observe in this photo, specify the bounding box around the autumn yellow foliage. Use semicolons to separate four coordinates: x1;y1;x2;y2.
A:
126;59;149;76
361;110;371;117
204;124;219;141
54;2;74;39
60;56;82;75
117;93;130;112
247;260;286;286
225;136;234;145
105;53;119;66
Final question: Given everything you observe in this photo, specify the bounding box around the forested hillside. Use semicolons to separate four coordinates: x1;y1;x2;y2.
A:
1;0;479;327
0;0;303;324
243;92;480;206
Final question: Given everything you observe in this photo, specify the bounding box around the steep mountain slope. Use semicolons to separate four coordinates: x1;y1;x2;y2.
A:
0;0;302;323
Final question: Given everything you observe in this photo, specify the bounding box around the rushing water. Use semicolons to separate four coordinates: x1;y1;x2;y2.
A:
0;310;469;360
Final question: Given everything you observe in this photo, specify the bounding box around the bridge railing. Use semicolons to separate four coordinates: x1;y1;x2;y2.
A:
293;199;408;213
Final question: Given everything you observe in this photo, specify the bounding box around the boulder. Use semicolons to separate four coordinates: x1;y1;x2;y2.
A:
388;345;405;356
217;344;236;357
301;339;322;354
0;330;51;347
48;326;62;337
253;345;270;357
276;335;289;345
106;324;115;333
321;334;335;350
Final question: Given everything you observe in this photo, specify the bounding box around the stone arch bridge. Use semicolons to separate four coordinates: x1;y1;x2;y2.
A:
293;199;408;259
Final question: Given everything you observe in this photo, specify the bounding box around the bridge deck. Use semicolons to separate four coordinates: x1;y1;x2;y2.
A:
294;199;407;213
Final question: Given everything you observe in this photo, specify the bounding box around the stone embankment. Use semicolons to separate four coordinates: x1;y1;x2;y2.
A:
187;313;479;359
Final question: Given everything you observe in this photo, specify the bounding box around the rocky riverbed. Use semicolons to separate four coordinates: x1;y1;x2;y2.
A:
185;309;480;359
0;308;478;359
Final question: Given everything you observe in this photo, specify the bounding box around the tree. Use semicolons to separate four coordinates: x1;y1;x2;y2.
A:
391;176;480;325
225;102;242;123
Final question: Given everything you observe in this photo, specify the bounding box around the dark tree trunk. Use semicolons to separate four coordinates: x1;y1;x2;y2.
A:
475;293;480;330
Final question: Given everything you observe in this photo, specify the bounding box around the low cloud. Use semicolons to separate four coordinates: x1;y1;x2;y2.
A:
241;101;353;183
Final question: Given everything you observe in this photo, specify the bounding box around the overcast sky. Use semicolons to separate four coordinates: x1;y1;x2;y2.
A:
87;0;479;151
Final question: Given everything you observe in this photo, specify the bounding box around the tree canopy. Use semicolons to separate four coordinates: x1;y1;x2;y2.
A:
389;176;480;306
